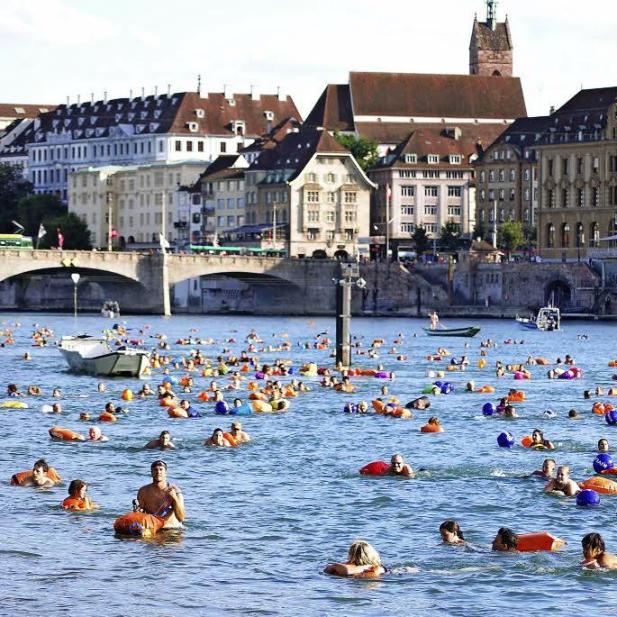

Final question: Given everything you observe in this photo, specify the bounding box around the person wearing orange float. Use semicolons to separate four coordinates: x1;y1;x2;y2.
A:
11;458;60;488
421;417;444;433
99;402;117;422
324;540;387;578
544;465;580;497
62;479;99;510
135;460;185;530
581;533;617;570
229;420;250;444
530;429;555;450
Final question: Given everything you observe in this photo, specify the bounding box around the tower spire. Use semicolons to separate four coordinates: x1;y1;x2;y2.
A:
487;0;498;29
197;74;201;95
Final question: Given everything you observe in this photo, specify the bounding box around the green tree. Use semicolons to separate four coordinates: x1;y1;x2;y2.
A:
497;220;524;258
472;221;489;243
440;221;461;252
38;212;92;250
412;226;431;255
16;194;65;240
334;133;379;171
0;164;33;232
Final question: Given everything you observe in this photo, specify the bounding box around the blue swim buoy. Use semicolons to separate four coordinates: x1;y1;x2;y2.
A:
593;453;614;473
344;402;357;413
434;380;443;388
576;489;601;507
497;431;515;448
606;410;617;426
230;403;252;415
441;383;454;394
214;401;229;415
482;402;496;416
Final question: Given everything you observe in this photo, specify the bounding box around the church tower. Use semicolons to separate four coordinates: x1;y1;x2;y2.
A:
469;0;513;77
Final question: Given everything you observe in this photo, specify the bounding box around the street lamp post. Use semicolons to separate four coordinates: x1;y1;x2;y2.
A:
106;192;113;252
71;272;80;321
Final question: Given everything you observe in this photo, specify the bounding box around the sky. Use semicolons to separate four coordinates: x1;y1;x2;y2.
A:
3;0;616;119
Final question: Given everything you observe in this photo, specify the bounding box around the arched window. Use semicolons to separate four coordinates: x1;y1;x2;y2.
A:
609;219;617;248
590;222;599;247
576;222;585;247
547;223;555;248
561;223;570;248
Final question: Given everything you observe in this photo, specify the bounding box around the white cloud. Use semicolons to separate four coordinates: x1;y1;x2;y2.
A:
1;0;115;45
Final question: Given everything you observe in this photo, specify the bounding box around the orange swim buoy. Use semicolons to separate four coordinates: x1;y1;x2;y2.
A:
121;389;133;401
113;511;165;537
521;435;533;448
10;467;62;486
593;402;606;415
249;392;267;401
536;358;551;366
390;407;412;419
62;496;92;510
48;426;85;441
168;407;188;418
517;532;565;552
476;385;495;394
372;400;386;413
579;476;617;494
420;424;443;433
223;432;239;447
609;360;617;368
197;391;210;401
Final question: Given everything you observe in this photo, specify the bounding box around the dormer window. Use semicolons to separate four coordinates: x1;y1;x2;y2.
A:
404;154;417;164
427;154;439;164
140;111;148;120
264;110;274;121
154;110;162;119
231;120;245;136
115;113;122;122
195;109;205;118
449;155;462;164
187;121;199;132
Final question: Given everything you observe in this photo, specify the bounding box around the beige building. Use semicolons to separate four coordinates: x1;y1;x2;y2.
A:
244;126;375;258
69;161;206;249
475;116;550;239
536;88;617;259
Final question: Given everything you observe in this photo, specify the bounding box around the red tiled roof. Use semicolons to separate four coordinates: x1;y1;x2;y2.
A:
349;72;526;119
0;103;55;118
304;84;355;131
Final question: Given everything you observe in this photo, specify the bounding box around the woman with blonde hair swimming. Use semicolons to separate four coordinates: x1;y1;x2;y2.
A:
324;540;386;577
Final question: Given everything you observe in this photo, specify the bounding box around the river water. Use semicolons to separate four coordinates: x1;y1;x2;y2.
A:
1;313;617;616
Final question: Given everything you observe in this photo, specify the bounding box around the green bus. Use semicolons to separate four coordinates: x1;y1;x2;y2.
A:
189;245;286;257
0;234;33;249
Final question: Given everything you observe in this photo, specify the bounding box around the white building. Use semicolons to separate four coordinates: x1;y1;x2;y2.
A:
1;89;300;203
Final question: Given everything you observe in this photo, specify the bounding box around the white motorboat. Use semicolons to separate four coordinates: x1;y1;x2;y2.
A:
515;305;561;331
58;335;150;377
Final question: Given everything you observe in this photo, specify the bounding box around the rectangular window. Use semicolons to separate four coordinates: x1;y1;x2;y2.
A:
344;229;354;241
398;170;416;178
327;192;335;203
423;170;440;179
400;222;415;233
227;216;235;226
401;185;415;197
424;206;437;215
562;188;569;208
447;186;462;197
592;187;599;207
186;141;193;152
307;210;320;223
306;191;319;203
427;154;439;164
197;141;204;152
326;211;335;223
344;192;357;204
344;210;355;222
445;171;464;179
326;230;335;241
424;186;438;197
447;206;461;216
175;140;181;152
401;206;414;216
220;142;227;153
217;216;225;226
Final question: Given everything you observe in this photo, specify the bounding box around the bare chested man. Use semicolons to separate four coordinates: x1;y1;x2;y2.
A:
145;430;175;450
387;453;415;477
544;465;580;497
136;460;185;529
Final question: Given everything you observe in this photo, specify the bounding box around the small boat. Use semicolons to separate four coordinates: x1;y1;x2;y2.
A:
101;300;120;319
423;326;481;338
58;335;149;377
515;306;561;331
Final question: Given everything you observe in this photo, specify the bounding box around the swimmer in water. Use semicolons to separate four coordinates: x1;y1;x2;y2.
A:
544;465;580;497
405;395;430;411
598;438;610;453
135;460;185;529
88;426;108;442
229;420;250;444
324;540;386;577
439;520;466;545
504;405;517;418
16;459;57;488
146;430;175;450
581;533;617;570
568;409;580;419
387;454;414;477
204;428;233;447
530;458;556;479
63;479;99;510
530;429;555;450
492;527;518;552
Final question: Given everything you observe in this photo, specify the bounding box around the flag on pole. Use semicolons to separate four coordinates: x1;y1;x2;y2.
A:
386;183;392;203
159;233;170;249
11;220;25;233
38;224;47;239
57;228;64;249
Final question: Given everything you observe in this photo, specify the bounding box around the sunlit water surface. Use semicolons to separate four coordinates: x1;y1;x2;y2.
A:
1;313;617;616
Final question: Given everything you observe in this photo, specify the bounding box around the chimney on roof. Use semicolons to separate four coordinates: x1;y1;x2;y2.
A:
550;105;556;115
197;74;201;95
91;92;94;104
277;86;285;102
155;85;158;96
77;94;81;105
66;96;70;106
250;84;259;101
104;91;108;103
141;87;145;100
167;84;171;96
224;84;233;101
129;89;133;100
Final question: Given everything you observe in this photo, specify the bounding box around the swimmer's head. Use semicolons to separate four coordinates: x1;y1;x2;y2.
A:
598;438;609;453
88;426;101;440
582;532;605;559
440;519;465;542
151;459;167;472
347;540;381;567
68;479;87;497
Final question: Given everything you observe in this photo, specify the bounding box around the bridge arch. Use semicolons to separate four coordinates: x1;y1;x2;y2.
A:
545;278;572;307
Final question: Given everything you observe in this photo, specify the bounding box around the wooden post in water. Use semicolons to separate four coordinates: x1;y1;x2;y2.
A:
335;263;364;367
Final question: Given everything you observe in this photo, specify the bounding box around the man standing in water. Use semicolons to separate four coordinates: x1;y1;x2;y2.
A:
136;460;185;529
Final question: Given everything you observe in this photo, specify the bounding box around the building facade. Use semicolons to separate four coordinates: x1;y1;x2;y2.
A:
536;88;617;259
475;116;550;238
0;89;299;203
69;161;206;249
244;126;375;258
